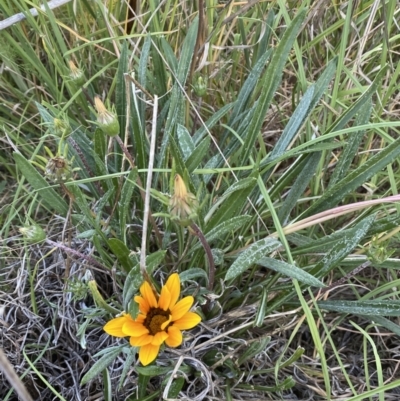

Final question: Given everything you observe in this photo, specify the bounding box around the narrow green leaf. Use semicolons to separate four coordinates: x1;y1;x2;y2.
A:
135;365;172;376
13;152;69;215
120;168;138;243
328;99;372;187
237;336;271;366
278;151;321;224
179;268;208;283
254;287;268;327
186;136;210;173
108;238;134;273
240;10;306;162
102;369;112;401
258;257;325;288
305;135;400;216
264;85;315;165
80;345;125;385
318;300;400;316
261;57;337;172
115;41;128;139
206;178;256;231
192;102;234;145
158;17;199;166
118;348;137;390
138;35;152;122
138;373;150;399
328;66;388;135
225;237;282;281
310;214;375;277
230;48;273;120
191;215;251;252
166;377;185;398
176;124;195;159
362;315;400;337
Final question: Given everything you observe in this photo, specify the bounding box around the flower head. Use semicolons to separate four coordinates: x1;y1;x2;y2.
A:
169;174;198;226
104;273;201;366
68;60;85;85
94;97;120;137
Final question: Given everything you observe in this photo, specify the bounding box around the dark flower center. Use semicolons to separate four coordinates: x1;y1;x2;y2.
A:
144;308;170;335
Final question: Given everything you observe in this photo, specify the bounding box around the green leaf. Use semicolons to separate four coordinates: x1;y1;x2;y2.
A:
240;10;306;162
108;238;135;273
118;348;137;390
191;215;252;252
206;178;257;231
254;287;268;327
328;99;372;187
261;57;337;173
258;257;325;288
277;151;321;224
120;168;138;243
176;124;195;159
328;66;387;135
179;268;209;283
102;369;112;401
186;135;211;173
362;315;400;337
192;103;234;145
135;365;172;376
166;377;185;398
14;152;69;215
80;345;125;385
225;237;282;281
115;41;128;139
138;373;150;399
305;135;400;216
310;214;375;277
158;17;199;166
237;336;271;366
318;300;400;316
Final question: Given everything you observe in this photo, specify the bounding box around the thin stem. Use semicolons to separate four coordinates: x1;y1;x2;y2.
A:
140;95;158;283
190;223;215;291
45;239;108;271
114;134;163;246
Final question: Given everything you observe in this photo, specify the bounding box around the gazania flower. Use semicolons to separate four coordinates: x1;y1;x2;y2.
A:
104;273;201;366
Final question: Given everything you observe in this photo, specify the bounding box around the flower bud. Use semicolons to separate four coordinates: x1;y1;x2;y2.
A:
68;60;85;86
53;118;71;137
94;97;120;137
45;156;72;182
169;174;198;226
19;224;46;244
193;76;207;97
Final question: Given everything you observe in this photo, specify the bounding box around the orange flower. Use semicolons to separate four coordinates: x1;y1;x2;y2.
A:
103;273;201;366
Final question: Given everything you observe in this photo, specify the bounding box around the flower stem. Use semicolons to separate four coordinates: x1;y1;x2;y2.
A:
190;223;215;291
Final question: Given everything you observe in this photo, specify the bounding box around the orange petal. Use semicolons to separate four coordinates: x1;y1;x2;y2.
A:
134;295;150;314
161;315;172;330
140;281;158;308
165;326;182;347
136;314;146;323
171;296;193;321
158;285;171;311
122;320;149;337
165;273;180;309
139;344;160;366
104;316;129;337
130;334;153;347
172;312;201;330
151;331;169;346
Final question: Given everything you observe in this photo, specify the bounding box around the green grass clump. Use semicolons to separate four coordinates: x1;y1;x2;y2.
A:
2;0;400;400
